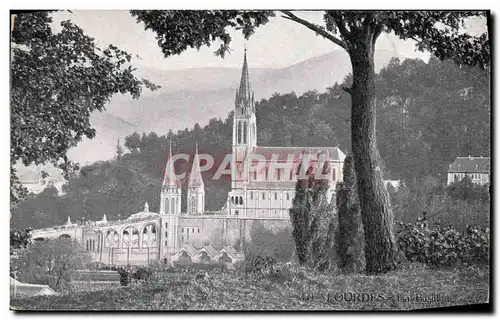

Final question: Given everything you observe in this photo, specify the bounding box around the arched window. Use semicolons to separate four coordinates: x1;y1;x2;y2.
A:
332;169;336;181
243;122;248;144
262;192;266;200
237;121;242;144
171;199;175;214
165;198;170;214
250;191;253;200
274;192;278;200
239;196;243;205
286;193;290;201
190;196;196;213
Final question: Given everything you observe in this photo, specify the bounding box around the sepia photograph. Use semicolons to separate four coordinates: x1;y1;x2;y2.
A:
9;8;491;311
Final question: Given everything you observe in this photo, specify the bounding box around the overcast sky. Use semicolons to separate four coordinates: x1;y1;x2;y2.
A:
50;10;487;70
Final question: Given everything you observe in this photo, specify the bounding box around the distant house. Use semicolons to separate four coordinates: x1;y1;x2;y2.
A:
447;156;490;186
10;277;58;298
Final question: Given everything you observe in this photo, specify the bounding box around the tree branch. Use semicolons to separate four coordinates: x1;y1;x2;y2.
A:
280;11;347;50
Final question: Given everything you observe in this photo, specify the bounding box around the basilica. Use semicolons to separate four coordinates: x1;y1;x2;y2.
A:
31;51;346;266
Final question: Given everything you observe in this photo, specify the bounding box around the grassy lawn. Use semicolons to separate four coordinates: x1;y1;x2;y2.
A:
10;264;489;311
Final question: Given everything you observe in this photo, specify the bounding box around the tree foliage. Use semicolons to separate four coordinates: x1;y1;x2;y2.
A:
11;237;92;289
289;161;336;269
10;11;159;204
10;227;33;250
336;155;365;272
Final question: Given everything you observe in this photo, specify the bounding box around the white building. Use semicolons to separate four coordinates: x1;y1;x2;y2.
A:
447;156;490;185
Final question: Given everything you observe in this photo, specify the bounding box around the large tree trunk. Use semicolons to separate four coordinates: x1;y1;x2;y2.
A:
348;35;398;274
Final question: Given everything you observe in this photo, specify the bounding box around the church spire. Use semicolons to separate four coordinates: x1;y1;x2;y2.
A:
237;47;252;105
163;140;179;187
189;143;204;188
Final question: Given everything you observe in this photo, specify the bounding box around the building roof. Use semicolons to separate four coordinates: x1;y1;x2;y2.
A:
220;246;243;259
251;146;345;163
246;181;297;189
196;244;219;258
127;211;158;221
177;244;199;257
10;277;57;297
448;156;490;173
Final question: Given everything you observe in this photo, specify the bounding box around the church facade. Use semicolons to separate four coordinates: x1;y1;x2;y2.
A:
31;51;346;266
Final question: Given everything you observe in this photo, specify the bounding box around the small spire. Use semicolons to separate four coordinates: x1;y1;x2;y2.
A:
144;202;149;212
102;214;107;223
163;140;179;188
189;143;204;188
67;216;71;225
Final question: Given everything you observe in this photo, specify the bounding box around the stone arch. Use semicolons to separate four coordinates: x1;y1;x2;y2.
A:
104;229;120;248
218;252;232;264
34;237;46;242
122;226;140;248
59;234;71;239
198;251;212;264
141;223;158;248
178;250;192;265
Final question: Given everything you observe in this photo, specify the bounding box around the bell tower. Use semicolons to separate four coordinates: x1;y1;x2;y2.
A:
232;48;257;190
160;140;181;263
160;140;181;215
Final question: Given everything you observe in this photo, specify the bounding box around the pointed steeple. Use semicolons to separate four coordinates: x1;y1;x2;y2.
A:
189;143;204;188
237;47;252;105
163;140;179;187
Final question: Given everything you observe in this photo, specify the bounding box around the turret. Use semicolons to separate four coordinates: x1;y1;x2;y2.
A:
160;140;182;215
187;143;205;214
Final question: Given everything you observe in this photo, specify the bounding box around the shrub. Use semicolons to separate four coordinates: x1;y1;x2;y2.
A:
395;221;489;267
242;250;277;273
117;265;154;286
12;238;91;289
117;266;133;286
